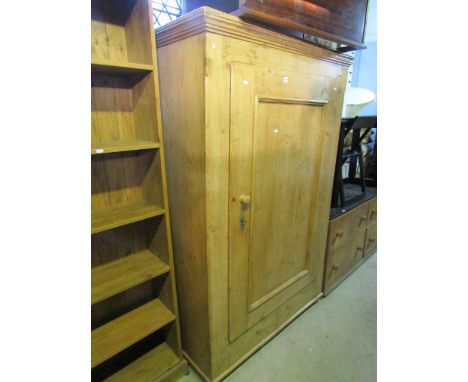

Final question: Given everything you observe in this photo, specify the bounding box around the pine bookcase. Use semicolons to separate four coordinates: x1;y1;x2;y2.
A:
91;0;187;380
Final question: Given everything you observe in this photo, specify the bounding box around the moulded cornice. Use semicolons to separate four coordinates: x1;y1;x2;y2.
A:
156;7;353;67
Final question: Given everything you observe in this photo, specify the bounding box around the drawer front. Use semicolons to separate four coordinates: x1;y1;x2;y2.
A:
364;222;377;257
325;229;366;291
367;198;377;225
328;202;369;248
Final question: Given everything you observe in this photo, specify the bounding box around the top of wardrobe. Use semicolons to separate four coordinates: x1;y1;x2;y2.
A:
155;6;353;67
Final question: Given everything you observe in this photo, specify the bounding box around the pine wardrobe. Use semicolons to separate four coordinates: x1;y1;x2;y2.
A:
156;7;351;381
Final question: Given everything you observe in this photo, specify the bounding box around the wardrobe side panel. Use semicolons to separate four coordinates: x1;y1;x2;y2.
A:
157;34;212;375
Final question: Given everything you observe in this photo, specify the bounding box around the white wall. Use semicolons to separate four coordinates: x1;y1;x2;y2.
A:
351;0;377;116
365;0;377;43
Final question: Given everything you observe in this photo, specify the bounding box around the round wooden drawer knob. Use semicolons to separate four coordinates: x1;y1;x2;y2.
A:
239;194;251;204
336;229;344;237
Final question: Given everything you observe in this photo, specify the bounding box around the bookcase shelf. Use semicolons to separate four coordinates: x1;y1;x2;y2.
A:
91;0;186;379
91;199;165;235
92;250;170;305
103;342;180;382
92;299;175;368
92;60;155;75
92;139;160;155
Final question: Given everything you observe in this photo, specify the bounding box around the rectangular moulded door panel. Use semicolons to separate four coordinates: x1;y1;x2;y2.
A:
228;62;334;341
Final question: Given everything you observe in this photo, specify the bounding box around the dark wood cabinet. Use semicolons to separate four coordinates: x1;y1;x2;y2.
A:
234;0;369;50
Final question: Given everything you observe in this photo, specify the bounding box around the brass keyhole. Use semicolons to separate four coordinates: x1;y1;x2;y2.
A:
240;215;246;230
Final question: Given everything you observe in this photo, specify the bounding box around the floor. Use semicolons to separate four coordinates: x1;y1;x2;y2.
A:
180;254;377;382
